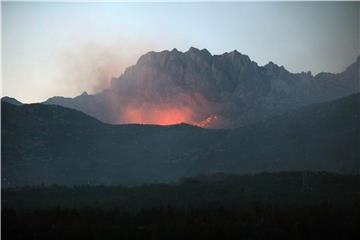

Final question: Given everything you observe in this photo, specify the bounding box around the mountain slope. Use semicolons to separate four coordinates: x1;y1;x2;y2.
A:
2;93;359;186
1;96;23;106
44;48;359;128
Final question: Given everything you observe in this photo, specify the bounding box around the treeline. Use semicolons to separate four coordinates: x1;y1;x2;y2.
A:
2;172;360;239
3;172;360;210
3;203;360;240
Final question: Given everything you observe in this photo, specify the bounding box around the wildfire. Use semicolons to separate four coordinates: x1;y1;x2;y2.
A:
121;104;219;128
121;105;195;126
194;115;219;128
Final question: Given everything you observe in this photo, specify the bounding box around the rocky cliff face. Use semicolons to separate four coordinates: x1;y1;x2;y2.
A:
45;48;359;128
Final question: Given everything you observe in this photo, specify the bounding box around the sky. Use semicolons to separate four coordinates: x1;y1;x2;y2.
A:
2;2;359;103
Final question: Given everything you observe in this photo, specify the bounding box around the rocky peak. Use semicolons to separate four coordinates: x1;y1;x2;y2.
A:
221;50;253;68
186;47;212;60
263;61;288;76
225;50;247;59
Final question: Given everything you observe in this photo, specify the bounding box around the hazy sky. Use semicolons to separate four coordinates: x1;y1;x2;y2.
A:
2;2;359;103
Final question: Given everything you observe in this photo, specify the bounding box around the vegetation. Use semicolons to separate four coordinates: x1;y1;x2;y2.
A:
3;172;360;239
2;93;360;186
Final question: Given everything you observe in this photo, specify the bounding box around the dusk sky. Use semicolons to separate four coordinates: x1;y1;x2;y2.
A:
2;2;359;103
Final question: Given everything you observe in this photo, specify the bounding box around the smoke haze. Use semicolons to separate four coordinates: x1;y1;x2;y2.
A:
56;41;160;95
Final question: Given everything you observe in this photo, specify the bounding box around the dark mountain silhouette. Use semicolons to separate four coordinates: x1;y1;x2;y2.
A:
44;48;359;128
1;96;23;106
2;93;359;186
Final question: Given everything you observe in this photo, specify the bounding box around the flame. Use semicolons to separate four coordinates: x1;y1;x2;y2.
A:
122;104;219;128
122;105;195;125
194;115;219;128
118;92;220;127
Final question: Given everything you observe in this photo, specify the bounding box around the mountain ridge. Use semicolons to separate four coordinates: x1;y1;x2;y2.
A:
2;93;359;186
44;47;359;128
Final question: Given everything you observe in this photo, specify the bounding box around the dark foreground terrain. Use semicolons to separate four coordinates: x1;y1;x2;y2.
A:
2;172;360;240
2;93;360;186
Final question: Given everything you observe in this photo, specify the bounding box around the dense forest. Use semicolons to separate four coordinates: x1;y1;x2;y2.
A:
3;172;360;239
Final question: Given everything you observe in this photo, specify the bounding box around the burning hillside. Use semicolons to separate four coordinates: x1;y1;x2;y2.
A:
118;90;220;127
121;104;219;127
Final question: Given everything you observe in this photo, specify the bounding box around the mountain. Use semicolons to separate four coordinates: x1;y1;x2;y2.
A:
1;96;23;106
2;93;359;186
44;48;359;128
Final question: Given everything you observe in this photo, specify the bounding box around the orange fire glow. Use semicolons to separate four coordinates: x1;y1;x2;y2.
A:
122;105;220;128
194;115;219;128
122;105;196;126
119;92;220;128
